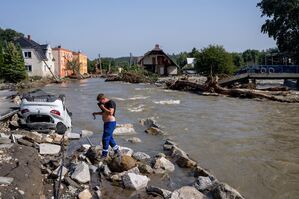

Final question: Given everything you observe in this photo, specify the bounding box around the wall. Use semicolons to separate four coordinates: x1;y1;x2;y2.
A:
167;65;178;75
22;48;43;77
43;45;55;77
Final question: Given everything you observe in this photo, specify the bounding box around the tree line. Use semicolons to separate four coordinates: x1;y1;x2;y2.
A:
170;46;293;75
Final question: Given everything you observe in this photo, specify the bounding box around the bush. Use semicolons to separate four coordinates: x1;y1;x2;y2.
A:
195;45;236;76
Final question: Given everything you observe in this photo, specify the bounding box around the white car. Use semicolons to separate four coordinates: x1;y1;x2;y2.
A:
20;91;72;133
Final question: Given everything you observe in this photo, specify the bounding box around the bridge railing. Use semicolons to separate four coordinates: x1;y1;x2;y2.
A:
236;65;299;75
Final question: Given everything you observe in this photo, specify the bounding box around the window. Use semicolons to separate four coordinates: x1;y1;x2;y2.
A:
25;65;32;72
24;51;32;58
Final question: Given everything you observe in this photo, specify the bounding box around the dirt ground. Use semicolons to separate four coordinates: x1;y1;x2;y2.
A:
0;144;44;199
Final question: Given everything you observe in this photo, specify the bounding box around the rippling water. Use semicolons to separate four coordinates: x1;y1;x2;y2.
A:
43;78;299;199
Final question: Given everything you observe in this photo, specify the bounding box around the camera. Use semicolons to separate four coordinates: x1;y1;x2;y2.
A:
97;102;104;110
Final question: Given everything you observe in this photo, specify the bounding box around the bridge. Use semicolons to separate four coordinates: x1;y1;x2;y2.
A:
219;65;299;88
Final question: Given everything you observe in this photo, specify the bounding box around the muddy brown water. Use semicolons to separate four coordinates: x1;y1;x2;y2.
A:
42;78;299;199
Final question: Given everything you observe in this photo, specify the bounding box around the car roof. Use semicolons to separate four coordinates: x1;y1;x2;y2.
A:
22;90;63;103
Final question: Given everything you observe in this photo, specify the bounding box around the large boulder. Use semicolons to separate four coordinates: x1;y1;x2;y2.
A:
126;137;142;143
193;165;214;178
211;183;245;199
171;145;197;168
65;132;80;140
163;139;177;151
152;156;175;174
138;164;153;174
85;146;101;164
78;189;92;199
113;124;136;135
110;167;140;182
139;117;158;128
81;130;94;137
194;176;218;194
51;166;68;179
71;161;91;184
145;127;165;135
133;152;151;161
122;173;150;190
39;143;61;155
118;146;134;156
108;155;137;173
146;186;172;198
25;131;43;143
0;177;14;185
170;186;205;199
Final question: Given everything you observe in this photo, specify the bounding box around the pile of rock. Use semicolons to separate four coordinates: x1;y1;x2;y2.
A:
140;117;166;135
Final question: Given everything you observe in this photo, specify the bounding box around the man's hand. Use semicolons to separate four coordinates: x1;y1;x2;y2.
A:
92;112;97;120
99;104;105;110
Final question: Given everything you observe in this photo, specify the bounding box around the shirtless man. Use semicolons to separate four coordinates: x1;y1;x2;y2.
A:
92;93;120;159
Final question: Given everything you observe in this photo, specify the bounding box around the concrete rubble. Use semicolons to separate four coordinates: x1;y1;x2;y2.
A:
0;104;246;199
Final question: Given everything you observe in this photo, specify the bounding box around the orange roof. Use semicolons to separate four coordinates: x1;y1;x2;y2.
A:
52;47;73;53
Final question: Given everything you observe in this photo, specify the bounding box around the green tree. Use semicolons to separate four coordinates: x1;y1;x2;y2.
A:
0;28;23;44
195;45;235;75
66;57;81;76
257;0;299;63
189;47;200;58
0;41;4;79
2;42;27;82
87;59;96;73
242;49;261;65
231;52;245;68
176;52;188;68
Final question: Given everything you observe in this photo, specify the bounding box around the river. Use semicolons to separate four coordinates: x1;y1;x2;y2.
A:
43;78;299;199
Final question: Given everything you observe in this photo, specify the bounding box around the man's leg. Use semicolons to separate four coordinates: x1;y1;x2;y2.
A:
101;123;111;157
107;122;120;156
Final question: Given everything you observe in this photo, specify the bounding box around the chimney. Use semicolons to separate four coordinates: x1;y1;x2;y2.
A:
58;45;61;48
27;35;31;40
154;44;160;50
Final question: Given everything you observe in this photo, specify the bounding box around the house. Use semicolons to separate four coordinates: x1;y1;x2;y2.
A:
52;46;74;78
52;46;88;78
138;44;178;75
72;51;88;75
182;58;197;74
15;35;55;77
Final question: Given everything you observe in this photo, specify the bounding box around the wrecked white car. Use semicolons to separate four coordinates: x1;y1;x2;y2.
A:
20;92;72;133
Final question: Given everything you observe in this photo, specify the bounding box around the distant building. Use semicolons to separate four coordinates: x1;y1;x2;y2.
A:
52;46;74;78
15;35;55;77
138;44;178;76
72;51;88;75
52;46;88;78
182;57;197;74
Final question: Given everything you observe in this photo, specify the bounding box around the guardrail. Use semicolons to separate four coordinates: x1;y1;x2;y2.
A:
236;65;299;75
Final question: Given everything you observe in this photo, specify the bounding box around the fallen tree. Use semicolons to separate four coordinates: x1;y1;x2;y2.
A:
166;76;299;103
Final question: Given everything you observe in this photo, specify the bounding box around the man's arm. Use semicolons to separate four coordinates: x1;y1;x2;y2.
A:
99;105;114;116
92;111;103;115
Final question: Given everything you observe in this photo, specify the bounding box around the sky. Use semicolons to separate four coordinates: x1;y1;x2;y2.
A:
0;0;275;59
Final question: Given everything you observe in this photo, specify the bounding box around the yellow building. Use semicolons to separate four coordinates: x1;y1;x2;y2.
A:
73;51;88;75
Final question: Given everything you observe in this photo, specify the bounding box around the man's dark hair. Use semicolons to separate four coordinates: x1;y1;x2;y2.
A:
97;93;106;101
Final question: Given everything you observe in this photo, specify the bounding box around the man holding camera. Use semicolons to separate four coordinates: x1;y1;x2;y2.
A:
92;93;120;159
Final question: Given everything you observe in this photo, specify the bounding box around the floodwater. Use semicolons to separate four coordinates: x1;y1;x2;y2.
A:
43;78;299;199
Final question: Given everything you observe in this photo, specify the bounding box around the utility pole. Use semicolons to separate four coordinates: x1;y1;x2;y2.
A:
98;53;102;75
129;52;132;67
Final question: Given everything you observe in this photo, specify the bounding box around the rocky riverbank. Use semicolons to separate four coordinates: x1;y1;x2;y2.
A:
0;109;245;199
0;77;57;92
